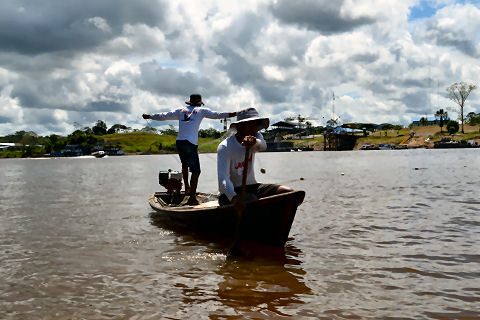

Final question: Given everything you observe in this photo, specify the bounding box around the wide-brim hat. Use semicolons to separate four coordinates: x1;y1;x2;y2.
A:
185;93;204;106
230;107;269;131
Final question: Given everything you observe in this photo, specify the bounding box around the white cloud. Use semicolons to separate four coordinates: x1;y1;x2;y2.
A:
0;0;479;136
263;65;286;81
88;17;112;33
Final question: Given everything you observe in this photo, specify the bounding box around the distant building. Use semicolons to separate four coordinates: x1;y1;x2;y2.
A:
104;145;124;155
270;121;297;133
410;117;450;127
63;145;84;157
0;143;17;150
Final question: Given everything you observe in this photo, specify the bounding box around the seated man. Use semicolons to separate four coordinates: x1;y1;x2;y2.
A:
217;107;293;212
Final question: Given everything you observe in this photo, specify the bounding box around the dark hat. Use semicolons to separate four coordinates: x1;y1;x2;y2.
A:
185;94;204;106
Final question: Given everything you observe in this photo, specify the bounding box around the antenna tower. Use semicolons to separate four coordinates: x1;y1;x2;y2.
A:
332;92;335;117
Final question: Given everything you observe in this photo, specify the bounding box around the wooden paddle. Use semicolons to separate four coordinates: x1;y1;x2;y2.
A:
228;145;250;257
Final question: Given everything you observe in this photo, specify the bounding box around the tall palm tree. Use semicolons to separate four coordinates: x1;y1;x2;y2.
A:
435;109;448;134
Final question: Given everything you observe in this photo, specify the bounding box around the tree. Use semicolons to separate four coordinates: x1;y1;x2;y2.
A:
358;123;376;133
20;131;39;152
393;125;403;135
199;128;221;138
141;126;158;134
446;82;477;133
379;123;394;136
160;125;177;136
82;126;93;135
466;112;476;123
435;109;448;134
92;120;108;135
326;119;337;127
107;124;128;134
446;120;459;135
44;134;63;153
309;125;324;134
466;112;480;125
419;117;428;126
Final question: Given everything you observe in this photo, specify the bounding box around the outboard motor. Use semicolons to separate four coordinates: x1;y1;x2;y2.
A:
158;169;183;194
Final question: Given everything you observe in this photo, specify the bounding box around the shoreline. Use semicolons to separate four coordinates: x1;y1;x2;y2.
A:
2;126;479;159
2;141;479;159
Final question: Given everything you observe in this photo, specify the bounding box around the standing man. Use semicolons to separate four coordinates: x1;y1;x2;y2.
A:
143;94;236;205
217;108;293;212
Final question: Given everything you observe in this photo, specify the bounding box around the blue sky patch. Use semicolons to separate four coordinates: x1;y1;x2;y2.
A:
408;0;480;21
343;91;361;99
408;1;439;21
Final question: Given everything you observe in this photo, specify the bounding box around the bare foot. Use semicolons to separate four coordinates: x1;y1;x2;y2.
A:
187;196;199;206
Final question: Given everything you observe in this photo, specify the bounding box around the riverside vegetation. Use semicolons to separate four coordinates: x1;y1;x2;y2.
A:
285;124;480;150
2;120;480;158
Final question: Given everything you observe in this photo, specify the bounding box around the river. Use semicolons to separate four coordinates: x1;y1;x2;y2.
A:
1;149;479;319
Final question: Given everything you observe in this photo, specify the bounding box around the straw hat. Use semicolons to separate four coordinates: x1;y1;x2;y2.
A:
230;107;269;131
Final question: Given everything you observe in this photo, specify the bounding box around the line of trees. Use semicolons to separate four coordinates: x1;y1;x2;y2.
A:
0;119;227;157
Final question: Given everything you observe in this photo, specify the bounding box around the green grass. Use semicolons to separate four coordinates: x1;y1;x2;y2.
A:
357;135;407;145
101;132;220;154
284;138;324;148
0;150;23;158
102;132;177;154
197;138;222;153
449;131;480;141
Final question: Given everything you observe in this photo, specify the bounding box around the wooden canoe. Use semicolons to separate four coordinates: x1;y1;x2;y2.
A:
148;190;305;247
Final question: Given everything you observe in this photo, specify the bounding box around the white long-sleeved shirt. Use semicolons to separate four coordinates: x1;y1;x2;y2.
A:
150;106;230;145
217;133;267;201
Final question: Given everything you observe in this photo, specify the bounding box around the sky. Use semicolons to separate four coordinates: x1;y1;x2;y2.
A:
1;0;479;136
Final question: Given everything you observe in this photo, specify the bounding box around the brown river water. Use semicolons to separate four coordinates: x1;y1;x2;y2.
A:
1;149;479;319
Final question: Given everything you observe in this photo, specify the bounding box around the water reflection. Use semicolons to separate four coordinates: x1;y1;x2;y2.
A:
212;245;312;319
150;212;312;318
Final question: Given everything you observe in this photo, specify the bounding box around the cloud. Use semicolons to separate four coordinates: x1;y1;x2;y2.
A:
0;0;167;55
270;0;376;34
138;61;226;97
416;3;480;57
85;101;130;113
0;0;479;136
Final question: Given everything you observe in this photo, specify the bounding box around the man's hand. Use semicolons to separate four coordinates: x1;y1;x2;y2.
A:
231;195;246;215
231;193;257;214
242;135;257;148
142;113;151;119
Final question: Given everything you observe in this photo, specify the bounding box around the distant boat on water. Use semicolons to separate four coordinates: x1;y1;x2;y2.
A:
91;150;106;158
50;145;124;157
433;137;479;149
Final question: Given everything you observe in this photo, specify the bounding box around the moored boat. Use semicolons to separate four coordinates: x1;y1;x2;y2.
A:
148;190;305;247
433;137;479;149
91;150;106;158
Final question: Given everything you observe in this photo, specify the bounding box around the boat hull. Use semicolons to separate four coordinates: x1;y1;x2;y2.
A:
149;190;305;247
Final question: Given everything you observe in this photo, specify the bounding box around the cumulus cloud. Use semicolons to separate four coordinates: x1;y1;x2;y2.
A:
270;0;376;34
138;61;226;97
0;0;166;55
0;0;479;136
417;3;480;57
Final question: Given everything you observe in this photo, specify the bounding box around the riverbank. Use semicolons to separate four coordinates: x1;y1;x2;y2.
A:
285;124;480;151
0;133;223;158
2;125;480;158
